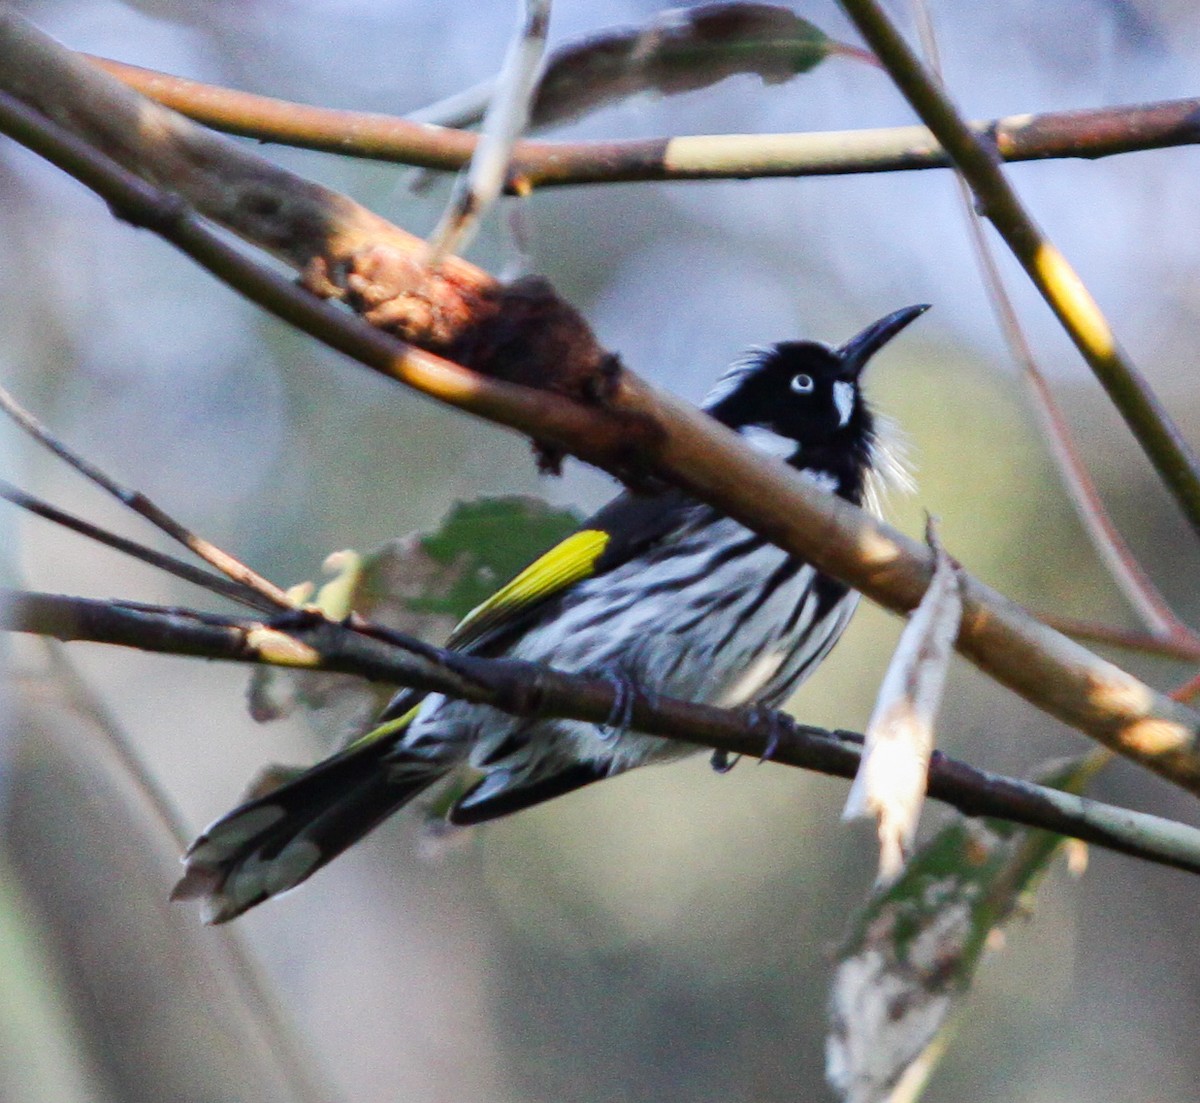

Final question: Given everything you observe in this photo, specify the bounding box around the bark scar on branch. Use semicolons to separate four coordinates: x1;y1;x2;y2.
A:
325;252;625;471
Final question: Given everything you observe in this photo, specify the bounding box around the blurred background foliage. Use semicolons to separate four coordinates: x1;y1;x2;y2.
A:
1;0;1199;1101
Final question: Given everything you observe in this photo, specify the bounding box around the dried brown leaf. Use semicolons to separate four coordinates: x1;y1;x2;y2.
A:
531;3;841;128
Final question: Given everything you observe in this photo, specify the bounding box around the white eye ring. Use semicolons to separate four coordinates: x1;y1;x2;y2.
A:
790;373;815;394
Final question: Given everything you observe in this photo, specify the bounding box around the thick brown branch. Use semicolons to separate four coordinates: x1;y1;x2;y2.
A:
0;88;648;476
0;11;1199;797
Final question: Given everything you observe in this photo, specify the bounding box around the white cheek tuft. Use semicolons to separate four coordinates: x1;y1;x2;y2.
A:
833;380;855;427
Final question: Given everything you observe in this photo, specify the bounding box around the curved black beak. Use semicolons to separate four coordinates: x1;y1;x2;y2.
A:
837;304;930;376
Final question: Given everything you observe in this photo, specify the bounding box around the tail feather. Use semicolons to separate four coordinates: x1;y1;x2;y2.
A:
175;738;443;923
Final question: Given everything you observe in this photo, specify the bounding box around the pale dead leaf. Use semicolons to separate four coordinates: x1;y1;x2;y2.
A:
1064;837;1090;878
829;755;1094;1102
844;522;963;882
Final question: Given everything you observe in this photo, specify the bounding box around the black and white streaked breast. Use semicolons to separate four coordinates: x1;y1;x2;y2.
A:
419;503;861;772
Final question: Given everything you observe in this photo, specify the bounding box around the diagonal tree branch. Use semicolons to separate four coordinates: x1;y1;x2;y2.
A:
907;3;1200;657
0;383;292;611
0;10;1198;797
837;0;1200;542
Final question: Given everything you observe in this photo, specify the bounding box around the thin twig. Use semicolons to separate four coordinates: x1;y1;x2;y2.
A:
0;382;295;610
1173;670;1200;704
1;14;1199;796
426;0;550;263
85;55;1200;185
407;78;495;129
908;5;1200;648
838;0;1200;541
6;585;1200;879
0;478;275;610
1040;615;1200;663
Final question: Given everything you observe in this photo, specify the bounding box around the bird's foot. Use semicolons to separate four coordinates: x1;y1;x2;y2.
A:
747;706;796;762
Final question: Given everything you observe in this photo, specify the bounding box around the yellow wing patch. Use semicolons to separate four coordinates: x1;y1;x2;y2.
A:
345;703;421;752
448;528;610;651
346;531;608;752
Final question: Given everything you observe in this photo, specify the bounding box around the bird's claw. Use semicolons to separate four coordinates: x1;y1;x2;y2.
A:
748;706;795;762
710;749;740;774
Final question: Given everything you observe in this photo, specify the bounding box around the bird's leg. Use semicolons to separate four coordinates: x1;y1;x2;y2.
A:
597;663;637;742
713;704;797;771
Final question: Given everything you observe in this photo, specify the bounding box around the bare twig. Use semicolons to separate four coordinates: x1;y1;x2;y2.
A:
426;0;550;263
85;56;1200;185
407;78;496;130
1172;670;1200;704
838;0;1200;541
0;382;294;610
1016;352;1196;640
0;478;273;610
1;12;1199;795
1040;615;1200;663
6;585;1200;879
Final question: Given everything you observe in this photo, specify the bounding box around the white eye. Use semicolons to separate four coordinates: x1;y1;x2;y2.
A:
790;373;815;394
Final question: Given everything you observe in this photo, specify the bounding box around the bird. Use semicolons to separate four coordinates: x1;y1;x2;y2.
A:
174;304;928;922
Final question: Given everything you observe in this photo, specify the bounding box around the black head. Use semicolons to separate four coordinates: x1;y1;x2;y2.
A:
704;305;928;493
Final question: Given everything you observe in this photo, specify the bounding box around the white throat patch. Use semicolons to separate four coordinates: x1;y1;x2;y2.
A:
741;424;797;459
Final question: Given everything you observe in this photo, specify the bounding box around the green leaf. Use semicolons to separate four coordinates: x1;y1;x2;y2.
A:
827;754;1101;1103
405;496;582;620
248;496;581;730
